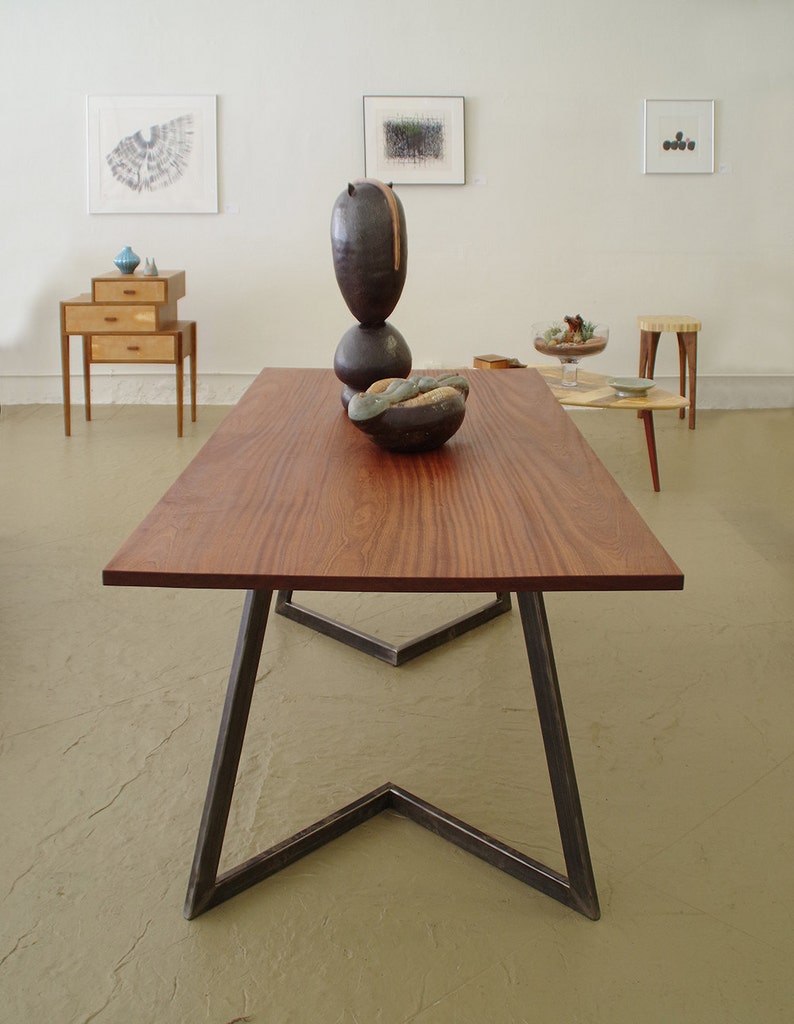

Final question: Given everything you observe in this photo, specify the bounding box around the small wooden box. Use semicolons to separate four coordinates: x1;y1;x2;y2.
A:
473;354;513;369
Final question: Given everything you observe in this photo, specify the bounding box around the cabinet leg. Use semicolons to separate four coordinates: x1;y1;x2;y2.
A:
190;324;197;423
61;333;71;434
176;346;184;438
82;336;92;422
61;332;71;436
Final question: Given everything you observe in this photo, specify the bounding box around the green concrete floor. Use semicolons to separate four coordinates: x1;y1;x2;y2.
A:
1;400;792;1023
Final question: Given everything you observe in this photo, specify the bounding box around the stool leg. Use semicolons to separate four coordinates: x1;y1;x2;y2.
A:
677;331;697;429
676;336;686;418
639;330;661;379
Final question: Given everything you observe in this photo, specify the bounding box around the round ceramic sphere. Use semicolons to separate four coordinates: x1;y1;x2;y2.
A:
333;321;412;405
347;374;468;453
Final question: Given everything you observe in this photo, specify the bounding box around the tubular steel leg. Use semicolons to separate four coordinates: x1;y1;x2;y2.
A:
516;591;600;919
184;589;272;919
184;589;599;921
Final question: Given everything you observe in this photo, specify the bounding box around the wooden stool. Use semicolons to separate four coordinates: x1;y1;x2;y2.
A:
637;315;700;429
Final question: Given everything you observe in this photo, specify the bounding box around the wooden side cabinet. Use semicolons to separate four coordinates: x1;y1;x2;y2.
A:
60;269;196;437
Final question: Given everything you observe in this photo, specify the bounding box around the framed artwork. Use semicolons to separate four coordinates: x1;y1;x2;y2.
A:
87;95;218;213
643;99;714;174
363;95;465;185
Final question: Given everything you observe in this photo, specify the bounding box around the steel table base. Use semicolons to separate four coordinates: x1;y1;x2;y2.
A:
274;590;513;665
184;589;600;921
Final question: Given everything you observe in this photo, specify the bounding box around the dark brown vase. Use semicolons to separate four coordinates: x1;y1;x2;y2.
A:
331;179;408;326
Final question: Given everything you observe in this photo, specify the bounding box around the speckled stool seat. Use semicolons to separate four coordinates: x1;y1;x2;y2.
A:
637;315;700;429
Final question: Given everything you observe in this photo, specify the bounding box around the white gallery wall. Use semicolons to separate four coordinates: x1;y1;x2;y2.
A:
1;0;792;408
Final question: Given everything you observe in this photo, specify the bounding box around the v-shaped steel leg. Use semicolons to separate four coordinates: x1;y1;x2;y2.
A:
275;590;512;665
183;589;599;921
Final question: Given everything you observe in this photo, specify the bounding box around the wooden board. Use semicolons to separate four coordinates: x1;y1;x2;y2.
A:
104;367;683;594
532;364;689;411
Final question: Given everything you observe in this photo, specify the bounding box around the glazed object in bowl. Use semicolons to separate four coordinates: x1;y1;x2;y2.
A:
347;374;469;453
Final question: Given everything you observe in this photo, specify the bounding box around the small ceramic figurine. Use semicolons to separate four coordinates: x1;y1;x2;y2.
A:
563;314;585;337
113;245;140;275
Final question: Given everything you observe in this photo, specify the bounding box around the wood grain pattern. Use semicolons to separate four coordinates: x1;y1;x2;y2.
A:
62;295;178;333
532;365;689;411
91;269;186;305
103;368;683;593
636;315;701;332
89;334;177;362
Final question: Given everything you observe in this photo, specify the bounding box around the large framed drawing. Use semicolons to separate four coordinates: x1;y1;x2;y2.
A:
643;99;714;174
87;95;218;213
363;96;465;185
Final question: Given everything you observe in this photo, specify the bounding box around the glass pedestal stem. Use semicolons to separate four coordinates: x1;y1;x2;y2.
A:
560;359;579;387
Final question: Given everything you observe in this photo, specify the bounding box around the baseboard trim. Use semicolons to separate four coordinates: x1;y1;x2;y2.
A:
1;372;792;410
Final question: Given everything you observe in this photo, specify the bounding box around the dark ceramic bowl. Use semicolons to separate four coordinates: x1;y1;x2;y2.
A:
348;375;468;453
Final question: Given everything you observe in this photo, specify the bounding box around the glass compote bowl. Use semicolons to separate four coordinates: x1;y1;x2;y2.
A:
532;320;609;387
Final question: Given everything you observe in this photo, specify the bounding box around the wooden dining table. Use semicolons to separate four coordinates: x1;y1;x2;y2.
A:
103;366;683;921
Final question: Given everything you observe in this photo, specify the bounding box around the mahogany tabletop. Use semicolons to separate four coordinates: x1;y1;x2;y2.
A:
103;367;683;594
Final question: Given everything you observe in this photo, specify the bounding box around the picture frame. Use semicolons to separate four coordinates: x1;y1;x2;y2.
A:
87;95;218;213
643;99;714;174
363;95;465;185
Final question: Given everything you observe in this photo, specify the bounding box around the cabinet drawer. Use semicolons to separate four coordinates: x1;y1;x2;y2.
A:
90;334;177;362
93;279;168;303
92;270;185;304
64;303;161;333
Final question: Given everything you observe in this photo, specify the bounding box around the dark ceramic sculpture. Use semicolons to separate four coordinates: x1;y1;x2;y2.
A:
347;374;469;453
331;179;411;405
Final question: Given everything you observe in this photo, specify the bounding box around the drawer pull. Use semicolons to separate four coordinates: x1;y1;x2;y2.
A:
104;316;118;322
126;345;141;351
123;289;137;295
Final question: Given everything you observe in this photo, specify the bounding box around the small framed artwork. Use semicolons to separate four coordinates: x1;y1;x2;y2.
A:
363;95;465;185
643;99;714;174
87;95;218;213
